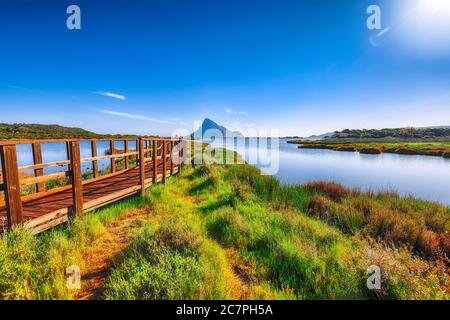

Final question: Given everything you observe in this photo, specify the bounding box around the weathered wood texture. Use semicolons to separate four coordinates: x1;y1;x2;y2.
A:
0;145;23;227
69;141;83;216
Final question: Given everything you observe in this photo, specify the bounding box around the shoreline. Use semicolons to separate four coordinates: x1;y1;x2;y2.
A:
287;140;450;158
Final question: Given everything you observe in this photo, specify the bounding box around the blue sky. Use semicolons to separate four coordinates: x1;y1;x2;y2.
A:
0;0;449;136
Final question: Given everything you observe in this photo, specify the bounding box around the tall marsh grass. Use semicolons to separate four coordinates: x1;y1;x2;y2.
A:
0;160;448;300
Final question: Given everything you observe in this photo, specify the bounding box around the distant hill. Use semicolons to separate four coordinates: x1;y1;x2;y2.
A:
329;126;450;140
0;123;100;140
306;132;334;140
0;123;156;140
191;118;244;139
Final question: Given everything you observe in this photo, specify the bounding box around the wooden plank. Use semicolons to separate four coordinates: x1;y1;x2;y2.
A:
0;138;77;146
83;185;141;212
124;140;129;169
91;140;99;178
139;138;145;196
1;184;72;208
18;160;70;171
20;171;69;186
69;141;83;216
32;142;45;192
24;207;69;229
80;152;137;163
0;145;23;226
110;140;116;173
162;141;167;184
82;167;135;186
31;214;69;234
152;140;157;184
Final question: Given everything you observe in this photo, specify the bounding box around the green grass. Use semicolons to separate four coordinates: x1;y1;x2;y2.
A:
0;197;150;299
103;164;449;300
0;158;448;300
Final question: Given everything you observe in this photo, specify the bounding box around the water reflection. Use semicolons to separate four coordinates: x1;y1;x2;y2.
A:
7;138;450;205
209;138;450;206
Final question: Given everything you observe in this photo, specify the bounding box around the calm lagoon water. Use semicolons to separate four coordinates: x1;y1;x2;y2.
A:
8;138;450;206
14;140;137;175
209;138;450;206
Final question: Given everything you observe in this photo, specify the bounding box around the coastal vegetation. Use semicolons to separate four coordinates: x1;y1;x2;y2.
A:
0;123;158;140
329;127;450;140
0;154;448;300
288;140;450;158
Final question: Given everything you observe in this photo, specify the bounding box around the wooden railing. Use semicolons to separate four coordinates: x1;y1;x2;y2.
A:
0;137;184;232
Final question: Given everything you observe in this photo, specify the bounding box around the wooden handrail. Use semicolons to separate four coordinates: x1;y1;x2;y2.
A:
18;160;71;171
0;139;78;146
20;171;70;187
80;151;138;163
17;150;139;170
0;137;179;146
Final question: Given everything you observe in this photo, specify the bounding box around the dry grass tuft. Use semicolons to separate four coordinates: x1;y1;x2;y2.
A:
305;181;351;201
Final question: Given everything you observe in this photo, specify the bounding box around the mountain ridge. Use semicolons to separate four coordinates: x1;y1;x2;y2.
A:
191;118;244;139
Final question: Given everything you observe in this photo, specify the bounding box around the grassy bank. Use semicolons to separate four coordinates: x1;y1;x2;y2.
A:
0;162;448;300
287;140;450;158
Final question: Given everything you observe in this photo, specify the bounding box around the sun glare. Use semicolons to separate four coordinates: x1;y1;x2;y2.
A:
391;0;450;55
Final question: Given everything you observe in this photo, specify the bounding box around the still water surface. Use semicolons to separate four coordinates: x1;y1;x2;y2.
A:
11;138;450;206
209;138;450;206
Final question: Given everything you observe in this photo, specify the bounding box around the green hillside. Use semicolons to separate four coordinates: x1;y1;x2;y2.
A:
0;123;156;140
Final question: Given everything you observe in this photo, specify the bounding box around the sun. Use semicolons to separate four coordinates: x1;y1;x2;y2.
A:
392;0;450;54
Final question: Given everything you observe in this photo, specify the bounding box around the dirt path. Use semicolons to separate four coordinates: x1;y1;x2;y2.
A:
75;209;148;300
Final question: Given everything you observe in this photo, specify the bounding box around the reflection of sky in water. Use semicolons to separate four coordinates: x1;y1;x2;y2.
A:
4;138;449;205
209;138;450;206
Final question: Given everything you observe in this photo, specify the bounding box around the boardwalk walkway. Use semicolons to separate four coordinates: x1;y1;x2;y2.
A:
0;138;183;233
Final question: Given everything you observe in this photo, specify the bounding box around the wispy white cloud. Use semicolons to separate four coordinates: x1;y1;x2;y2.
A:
94;91;126;100
224;107;247;115
8;85;43;93
100;109;185;125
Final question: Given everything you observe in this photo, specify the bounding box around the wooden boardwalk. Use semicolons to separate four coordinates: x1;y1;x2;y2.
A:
0;138;184;234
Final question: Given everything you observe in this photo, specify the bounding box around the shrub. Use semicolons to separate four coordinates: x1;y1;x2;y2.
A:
333;145;357;152
359;147;382;154
305;182;350;201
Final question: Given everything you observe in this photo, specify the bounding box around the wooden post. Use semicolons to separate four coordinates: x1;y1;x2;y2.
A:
69;141;83;216
170;140;174;176
66;142;72;184
139;138;145;196
91;140;99;178
179;138;183;174
152;140;157;184
124;140;129;169
32;142;45;192
110;140;116;173
0;145;23;227
162;140;167;184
